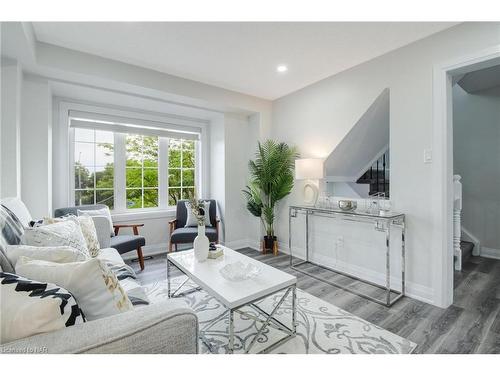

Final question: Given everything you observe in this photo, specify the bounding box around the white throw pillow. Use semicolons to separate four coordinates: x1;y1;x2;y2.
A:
184;201;212;227
76;215;100;257
22;220;89;258
77;208;114;236
40;215;99;257
6;245;87;266
0;272;85;344
15;256;133;321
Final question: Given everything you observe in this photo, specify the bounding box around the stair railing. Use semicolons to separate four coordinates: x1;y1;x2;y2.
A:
453;175;462;271
366;150;389;197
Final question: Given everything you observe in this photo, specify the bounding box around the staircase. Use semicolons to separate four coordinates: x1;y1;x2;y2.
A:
356;150;389;197
459;240;474;266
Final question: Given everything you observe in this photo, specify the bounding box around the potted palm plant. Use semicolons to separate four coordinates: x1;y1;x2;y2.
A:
243;140;299;254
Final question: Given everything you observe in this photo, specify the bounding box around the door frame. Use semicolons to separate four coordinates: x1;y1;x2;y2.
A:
432;45;500;308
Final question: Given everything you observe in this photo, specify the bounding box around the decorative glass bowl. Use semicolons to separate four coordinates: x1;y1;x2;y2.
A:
219;261;261;281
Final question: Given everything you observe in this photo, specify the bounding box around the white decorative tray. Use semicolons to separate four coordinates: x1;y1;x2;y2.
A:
219;261;261;281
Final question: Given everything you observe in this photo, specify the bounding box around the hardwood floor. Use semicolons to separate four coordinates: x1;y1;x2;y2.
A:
127;247;500;354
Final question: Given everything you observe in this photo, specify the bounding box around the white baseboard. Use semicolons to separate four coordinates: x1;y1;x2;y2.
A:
120;238;435;305
277;240;435;305
461;226;481;256
121;239;260;261
224;239;251;250
224;238;260;251
480;247;500;260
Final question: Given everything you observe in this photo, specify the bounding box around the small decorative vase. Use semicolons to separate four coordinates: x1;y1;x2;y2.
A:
194;225;209;262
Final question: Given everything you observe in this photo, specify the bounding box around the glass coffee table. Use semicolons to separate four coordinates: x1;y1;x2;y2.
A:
167;246;297;354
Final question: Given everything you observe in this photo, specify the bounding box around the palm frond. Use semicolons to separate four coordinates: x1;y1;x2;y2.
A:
243;140;299;236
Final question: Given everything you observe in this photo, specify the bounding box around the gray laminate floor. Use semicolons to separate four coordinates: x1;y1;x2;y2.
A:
127;248;500;354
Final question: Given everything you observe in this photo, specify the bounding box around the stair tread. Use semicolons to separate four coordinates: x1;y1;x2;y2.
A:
460;241;474;263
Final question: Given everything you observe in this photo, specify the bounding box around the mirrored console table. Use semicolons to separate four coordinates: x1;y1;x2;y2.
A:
288;205;406;307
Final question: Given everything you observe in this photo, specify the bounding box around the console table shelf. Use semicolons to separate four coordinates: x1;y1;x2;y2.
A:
288;205;406;307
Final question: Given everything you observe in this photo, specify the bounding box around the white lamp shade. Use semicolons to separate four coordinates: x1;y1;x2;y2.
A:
295;158;324;180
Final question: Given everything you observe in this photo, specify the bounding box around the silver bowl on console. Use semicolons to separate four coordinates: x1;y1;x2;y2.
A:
338;200;357;211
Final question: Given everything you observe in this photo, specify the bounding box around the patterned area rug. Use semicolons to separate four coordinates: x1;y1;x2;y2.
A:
144;277;416;354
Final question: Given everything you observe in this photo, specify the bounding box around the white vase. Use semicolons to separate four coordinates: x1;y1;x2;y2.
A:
193;225;209;262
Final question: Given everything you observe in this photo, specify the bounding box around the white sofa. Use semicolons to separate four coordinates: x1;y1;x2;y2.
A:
0;198;198;354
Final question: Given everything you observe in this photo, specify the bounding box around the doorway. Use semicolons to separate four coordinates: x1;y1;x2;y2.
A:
451;62;500;307
433;46;500;308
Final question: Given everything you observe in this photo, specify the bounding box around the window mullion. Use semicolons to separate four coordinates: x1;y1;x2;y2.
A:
141;137;144;209
195;139;201;198
180;142;183;199
114;133;126;212
158;137;169;209
93;130;97;204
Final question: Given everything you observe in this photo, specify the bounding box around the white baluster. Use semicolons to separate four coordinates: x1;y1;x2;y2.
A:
453;175;462;271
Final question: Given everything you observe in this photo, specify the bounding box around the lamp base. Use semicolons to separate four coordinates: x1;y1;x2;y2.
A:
303;182;319;205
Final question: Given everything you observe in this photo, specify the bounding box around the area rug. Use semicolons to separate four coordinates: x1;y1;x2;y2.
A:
144;277;416;354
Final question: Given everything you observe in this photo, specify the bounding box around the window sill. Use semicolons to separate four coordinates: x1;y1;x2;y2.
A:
111;208;176;223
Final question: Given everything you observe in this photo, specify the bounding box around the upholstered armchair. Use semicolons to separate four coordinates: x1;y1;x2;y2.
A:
168;199;220;252
54;204;146;270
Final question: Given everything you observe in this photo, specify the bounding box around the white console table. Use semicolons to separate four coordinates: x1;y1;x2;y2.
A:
288;205;406;307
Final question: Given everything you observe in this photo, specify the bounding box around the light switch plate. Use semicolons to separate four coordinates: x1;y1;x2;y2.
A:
424;149;433;163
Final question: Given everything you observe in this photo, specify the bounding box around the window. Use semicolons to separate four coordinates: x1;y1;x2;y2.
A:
168;139;196;206
74;128;114;209
70;115;201;212
126;135;159;209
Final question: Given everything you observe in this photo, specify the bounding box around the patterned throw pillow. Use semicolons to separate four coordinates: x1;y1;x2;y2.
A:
75;215;100;257
22;220;90;258
32;215;99;257
184;201;212;227
77;207;114;236
0;272;85;344
16;257;133;321
106;262;149;305
0;204;25;273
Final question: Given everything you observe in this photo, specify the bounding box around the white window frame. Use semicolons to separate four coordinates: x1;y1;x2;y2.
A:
57;101;209;218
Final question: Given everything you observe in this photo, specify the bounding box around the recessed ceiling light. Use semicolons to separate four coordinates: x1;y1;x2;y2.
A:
276;65;288;73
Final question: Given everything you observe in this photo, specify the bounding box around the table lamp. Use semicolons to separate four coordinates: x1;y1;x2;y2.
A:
295;158;324;205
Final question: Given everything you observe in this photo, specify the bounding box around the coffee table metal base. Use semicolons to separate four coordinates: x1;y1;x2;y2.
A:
167;259;297;354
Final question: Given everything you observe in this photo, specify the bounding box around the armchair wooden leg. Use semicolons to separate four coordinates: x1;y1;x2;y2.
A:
174;243;178;251
169;241;173;253
137;246;145;271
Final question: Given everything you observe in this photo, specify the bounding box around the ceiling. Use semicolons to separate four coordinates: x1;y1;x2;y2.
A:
32;22;458;100
457;64;500;93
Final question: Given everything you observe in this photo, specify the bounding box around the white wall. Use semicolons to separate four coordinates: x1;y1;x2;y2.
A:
453;84;500;252
207;113;262;249
209;114;226;241
246;113;264;248
224;114;256;247
2;22;269;254
20;76;52;218
1;59;22;198
271;23;500;306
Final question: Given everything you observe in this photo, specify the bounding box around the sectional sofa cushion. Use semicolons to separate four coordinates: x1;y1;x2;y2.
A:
109;234;145;255
171;226;218;243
